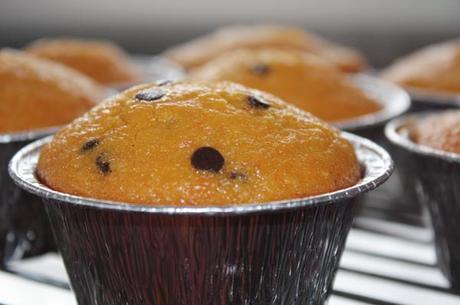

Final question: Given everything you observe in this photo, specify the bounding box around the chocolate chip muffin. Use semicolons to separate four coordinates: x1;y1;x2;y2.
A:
37;81;361;206
411;111;460;154
26;38;140;85
0;49;104;133
382;40;460;94
164;25;367;73
191;49;381;122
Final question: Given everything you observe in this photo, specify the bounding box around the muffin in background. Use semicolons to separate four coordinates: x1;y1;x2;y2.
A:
191;48;381;122
26;38;141;85
37;81;361;206
382;40;460;94
164;25;367;73
411;111;460;153
386;111;460;290
0;49;104;133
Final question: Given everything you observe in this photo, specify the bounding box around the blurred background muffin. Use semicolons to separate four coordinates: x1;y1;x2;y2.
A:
191;48;380;122
37;81;361;206
164;25;367;72
411;110;460;153
0;48;103;133
26;38;141;85
382;40;460;95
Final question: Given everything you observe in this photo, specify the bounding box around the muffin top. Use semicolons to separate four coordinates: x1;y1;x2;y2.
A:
412;111;460;154
26;38;140;85
191;49;381;122
164;25;366;73
0;49;104;133
37;81;361;206
382;40;460;94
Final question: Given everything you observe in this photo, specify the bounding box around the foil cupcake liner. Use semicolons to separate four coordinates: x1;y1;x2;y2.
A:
9;133;392;305
0;127;58;265
385;112;460;290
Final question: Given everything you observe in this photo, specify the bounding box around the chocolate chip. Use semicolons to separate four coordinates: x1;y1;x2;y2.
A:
81;138;100;152
191;147;224;172
155;79;173;86
250;63;270;75
229;171;247;181
247;96;270;109
135;89;165;101
95;154;111;175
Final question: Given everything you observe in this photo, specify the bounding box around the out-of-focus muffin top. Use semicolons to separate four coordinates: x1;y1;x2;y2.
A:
37;81;361;206
164;25;367;73
191;48;381;122
26;38;140;85
412;111;460;154
0;49;104;133
382;40;460;94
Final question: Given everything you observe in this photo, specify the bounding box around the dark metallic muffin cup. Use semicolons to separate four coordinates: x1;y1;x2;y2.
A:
407;89;460;113
385;112;460;290
0;127;58;265
9;133;392;305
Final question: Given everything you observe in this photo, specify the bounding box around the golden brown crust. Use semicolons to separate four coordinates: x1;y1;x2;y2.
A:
26;38;140;85
164;25;366;73
412;111;460;154
191;48;380;122
0;49;104;133
382;40;460;94
37;81;361;206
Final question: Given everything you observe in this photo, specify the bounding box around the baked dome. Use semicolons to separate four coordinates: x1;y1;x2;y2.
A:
191;48;380;122
412;111;460;154
26;38;140;85
164;25;366;73
382;40;460;94
37;81;361;206
0;49;104;133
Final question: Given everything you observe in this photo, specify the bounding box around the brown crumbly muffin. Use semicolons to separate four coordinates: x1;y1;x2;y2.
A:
382;40;460;94
191;49;381;122
26;38;140;85
164;25;367;73
37;81;361;206
412;111;460;154
0;49;104;133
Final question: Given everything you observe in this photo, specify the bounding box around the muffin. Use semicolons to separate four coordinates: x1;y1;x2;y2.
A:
382;40;460;94
191;49;381;122
26;38;140;85
0;49;104;133
385;111;460;290
411;111;460;153
164;25;367;73
37;81;361;206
